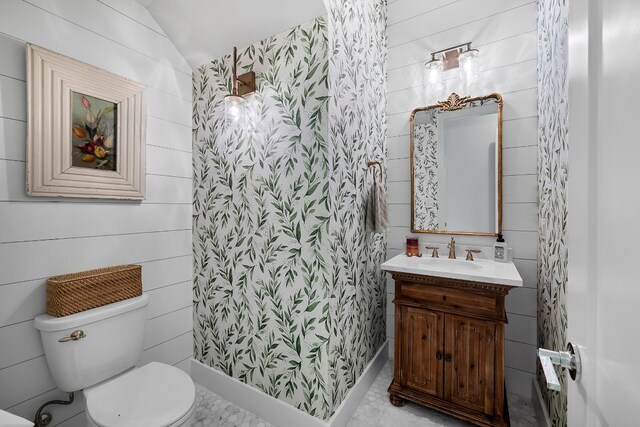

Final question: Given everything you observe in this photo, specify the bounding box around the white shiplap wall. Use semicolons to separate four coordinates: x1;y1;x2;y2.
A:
385;0;538;399
0;0;193;425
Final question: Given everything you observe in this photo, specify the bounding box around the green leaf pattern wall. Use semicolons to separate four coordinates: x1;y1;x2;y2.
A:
192;0;387;419
537;0;568;425
193;17;333;418
413;120;440;230
325;0;388;411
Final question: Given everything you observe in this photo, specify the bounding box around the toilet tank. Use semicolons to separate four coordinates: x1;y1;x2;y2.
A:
34;294;149;392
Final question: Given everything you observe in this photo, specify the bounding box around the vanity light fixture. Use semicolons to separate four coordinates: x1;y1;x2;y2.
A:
424;42;480;92
224;47;256;125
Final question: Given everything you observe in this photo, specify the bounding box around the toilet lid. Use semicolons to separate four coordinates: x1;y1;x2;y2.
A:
84;362;195;427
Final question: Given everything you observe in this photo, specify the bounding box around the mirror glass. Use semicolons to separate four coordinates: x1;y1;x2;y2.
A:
411;93;502;236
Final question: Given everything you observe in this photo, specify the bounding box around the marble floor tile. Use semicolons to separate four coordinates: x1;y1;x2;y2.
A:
191;383;274;427
192;361;540;427
346;361;541;427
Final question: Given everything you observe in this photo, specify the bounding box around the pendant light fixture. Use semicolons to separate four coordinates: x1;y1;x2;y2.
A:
224;47;255;125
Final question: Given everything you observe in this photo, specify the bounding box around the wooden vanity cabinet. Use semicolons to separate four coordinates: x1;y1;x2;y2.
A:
388;272;513;427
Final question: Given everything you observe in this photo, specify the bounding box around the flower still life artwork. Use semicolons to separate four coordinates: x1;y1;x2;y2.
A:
72;93;117;170
27;44;146;199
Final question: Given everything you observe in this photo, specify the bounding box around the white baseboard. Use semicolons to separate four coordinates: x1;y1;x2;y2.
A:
327;341;388;427
532;378;552;427
191;341;388;427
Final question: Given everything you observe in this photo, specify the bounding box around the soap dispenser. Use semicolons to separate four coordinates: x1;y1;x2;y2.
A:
493;234;509;263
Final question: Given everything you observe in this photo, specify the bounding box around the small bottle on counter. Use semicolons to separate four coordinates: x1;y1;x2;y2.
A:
493;234;510;263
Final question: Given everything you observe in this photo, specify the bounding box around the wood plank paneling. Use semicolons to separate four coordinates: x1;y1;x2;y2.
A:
0;202;191;243
0;159;192;204
0;230;191;286
0;255;192;328
388;3;536;69
386;0;532;48
0;0;191;99
0;0;193;419
384;0;538;396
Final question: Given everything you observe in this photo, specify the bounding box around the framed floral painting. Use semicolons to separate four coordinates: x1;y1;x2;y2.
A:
26;44;147;200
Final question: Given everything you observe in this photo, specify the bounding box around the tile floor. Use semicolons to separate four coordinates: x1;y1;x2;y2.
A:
192;361;540;427
346;361;540;427
191;384;274;427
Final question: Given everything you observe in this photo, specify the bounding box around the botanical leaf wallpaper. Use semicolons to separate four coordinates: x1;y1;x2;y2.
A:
193;0;387;419
193;17;332;418
325;0;388;411
537;0;568;425
413;119;440;230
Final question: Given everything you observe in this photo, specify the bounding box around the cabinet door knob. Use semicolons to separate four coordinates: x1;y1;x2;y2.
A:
436;351;443;360
444;354;452;363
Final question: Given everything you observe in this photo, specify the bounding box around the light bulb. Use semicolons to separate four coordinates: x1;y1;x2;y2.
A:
225;94;245;125
425;58;443;86
459;48;480;93
425;57;444;100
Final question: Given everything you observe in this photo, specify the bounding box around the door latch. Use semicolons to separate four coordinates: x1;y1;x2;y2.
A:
537;342;581;391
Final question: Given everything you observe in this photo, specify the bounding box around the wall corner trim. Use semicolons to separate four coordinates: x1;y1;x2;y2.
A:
191;341;388;427
326;341;388;427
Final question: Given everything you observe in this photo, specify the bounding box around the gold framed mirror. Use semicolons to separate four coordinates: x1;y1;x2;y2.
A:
410;93;503;236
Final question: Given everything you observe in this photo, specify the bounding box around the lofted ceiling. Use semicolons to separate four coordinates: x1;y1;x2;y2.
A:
137;0;327;70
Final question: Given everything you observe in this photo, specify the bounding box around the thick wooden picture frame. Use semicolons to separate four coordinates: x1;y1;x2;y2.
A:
26;44;147;200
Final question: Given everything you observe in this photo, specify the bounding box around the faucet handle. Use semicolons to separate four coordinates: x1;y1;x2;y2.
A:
426;246;439;258
465;248;481;261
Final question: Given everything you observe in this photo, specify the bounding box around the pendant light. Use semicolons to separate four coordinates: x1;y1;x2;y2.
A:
224;47;255;125
225;47;245;124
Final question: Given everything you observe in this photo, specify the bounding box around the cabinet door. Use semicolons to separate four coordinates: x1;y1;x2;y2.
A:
400;306;444;397
444;314;496;415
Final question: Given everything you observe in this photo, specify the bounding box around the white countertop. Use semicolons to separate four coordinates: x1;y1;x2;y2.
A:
381;253;523;287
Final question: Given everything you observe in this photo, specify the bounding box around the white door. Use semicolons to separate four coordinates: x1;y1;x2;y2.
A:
567;0;640;425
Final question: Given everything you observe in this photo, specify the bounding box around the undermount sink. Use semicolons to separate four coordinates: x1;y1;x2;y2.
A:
420;257;483;271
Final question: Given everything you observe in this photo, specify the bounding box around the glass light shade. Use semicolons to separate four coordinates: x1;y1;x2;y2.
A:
425;58;444;100
225;94;245;125
425;58;443;86
459;48;480;90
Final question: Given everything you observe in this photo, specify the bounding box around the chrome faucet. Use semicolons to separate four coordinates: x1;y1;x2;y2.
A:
448;238;456;259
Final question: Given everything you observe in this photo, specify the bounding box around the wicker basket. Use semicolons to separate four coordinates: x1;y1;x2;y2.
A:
46;265;142;317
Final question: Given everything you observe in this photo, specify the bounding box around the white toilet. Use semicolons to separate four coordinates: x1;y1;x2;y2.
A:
34;294;195;427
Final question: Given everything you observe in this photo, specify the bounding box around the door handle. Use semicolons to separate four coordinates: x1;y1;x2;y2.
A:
444;354;452;363
537;342;581;391
436;351;442;360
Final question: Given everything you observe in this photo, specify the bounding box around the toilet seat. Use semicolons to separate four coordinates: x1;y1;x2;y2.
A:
84;362;195;427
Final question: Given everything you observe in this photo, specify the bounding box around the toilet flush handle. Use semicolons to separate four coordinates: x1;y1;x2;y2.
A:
58;330;86;342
